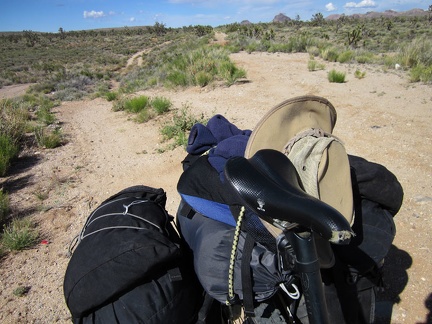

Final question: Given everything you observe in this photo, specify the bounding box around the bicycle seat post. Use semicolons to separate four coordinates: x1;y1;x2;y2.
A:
287;230;330;324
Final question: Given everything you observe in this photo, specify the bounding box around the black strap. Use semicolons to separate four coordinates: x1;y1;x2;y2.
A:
196;292;217;324
241;233;256;317
178;200;196;219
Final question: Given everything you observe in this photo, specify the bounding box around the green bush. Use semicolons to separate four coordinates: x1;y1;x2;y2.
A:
195;71;212;87
321;47;340;62
160;106;207;149
328;69;346;83
218;61;246;86
135;109;153;123
0;189;9;223
337;50;354;63
1;218;38;251
354;69;367;79
35;127;63;149
287;34;318;53
0;134;19;177
105;91;118;101
166;71;188;87
36;106;55;125
410;64;432;83
0;99;29;142
307;46;321;57
124;96;149;113
397;37;432;68
308;59;325;71
144;45;246;89
151;97;172;115
355;54;374;64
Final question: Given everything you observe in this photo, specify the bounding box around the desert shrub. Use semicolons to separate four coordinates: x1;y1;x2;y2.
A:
218;60;246;86
13;286;31;297
382;55;398;69
51;72;94;101
355;51;375;64
308;59;326;71
113;95;171;122
135;109;154;123
112;97;127;112
307;46;321;57
164;45;246;88
34;127;63;149
195;71;212;87
0;189;10;223
36;106;55;125
328;69;346;83
120;38;245;91
354;69;367;79
166;71;189;87
0;135;19;176
0;99;29;142
245;41;259;54
286;34;318;53
397;37;432;68
151;97;172;115
105;91;118;101
410;64;432;83
337;50;354;63
29;80;57;94
124;96;149;113
160;105;207;149
321;46;340;62
1;218;38;251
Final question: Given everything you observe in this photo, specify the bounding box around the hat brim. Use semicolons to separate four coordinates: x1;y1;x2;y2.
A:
245;95;337;159
245;96;353;231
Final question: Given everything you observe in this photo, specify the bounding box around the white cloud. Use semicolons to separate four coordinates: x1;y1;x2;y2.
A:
83;10;106;19
129;17;136;22
326;2;337;11
344;0;377;8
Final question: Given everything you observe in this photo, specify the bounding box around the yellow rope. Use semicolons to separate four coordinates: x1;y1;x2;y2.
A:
226;206;245;305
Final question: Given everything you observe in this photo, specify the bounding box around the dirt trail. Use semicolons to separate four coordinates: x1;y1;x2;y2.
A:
0;83;34;99
126;40;173;67
0;50;431;323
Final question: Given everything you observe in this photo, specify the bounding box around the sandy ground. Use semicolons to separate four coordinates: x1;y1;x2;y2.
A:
0;46;431;323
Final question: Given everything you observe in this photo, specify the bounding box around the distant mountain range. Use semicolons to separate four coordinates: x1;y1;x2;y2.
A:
326;8;429;20
270;8;429;23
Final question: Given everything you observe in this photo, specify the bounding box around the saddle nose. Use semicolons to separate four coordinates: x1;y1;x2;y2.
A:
224;149;353;244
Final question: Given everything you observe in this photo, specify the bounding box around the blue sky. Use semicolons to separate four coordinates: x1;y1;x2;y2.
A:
0;0;429;32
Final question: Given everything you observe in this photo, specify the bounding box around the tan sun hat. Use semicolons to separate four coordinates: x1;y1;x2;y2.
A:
245;95;354;238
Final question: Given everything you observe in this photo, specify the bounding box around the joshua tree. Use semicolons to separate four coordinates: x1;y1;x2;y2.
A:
428;5;432;24
347;25;362;47
336;14;346;33
311;12;324;26
153;22;167;36
23;30;39;47
58;27;66;39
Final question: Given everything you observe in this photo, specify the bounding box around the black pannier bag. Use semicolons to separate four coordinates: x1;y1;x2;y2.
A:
63;185;203;323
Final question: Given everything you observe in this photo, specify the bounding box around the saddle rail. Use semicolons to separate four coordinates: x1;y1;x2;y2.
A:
224;149;353;244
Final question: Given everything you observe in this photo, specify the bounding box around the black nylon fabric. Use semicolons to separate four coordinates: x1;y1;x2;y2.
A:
74;261;203;324
178;154;240;206
348;155;403;216
177;201;291;304
64;185;202;321
333;161;399;273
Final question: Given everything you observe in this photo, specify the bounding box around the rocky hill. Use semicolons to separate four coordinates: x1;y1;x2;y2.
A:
269;8;428;23
273;13;291;23
326;8;429;20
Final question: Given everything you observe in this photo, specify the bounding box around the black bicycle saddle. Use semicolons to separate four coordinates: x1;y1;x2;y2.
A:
224;149;353;244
